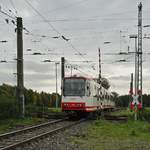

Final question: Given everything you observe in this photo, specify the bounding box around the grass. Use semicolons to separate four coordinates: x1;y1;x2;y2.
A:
112;108;133;116
47;107;62;113
0;117;44;134
0;108;62;134
69;108;150;150
113;107;150;121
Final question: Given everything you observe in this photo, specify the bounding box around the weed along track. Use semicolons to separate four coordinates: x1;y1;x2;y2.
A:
0;118;86;150
104;115;128;123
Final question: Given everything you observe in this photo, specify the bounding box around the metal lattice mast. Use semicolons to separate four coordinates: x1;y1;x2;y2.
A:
135;36;138;95
129;34;138;95
137;2;143;104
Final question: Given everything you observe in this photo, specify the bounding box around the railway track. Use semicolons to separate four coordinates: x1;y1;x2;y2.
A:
104;114;128;122
0;118;86;150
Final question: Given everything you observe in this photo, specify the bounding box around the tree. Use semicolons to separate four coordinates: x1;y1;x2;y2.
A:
111;91;119;102
116;95;130;107
101;77;110;89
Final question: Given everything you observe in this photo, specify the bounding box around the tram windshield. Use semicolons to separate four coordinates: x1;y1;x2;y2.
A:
64;78;85;96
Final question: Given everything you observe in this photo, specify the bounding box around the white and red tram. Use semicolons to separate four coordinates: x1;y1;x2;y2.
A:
61;76;115;114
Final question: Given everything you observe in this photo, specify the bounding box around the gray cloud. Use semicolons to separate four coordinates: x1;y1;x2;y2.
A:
0;0;150;94
109;75;130;81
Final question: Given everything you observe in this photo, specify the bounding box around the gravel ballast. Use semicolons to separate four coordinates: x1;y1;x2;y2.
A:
16;120;92;150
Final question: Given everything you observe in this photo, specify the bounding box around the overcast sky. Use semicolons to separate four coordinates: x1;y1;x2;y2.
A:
0;0;150;95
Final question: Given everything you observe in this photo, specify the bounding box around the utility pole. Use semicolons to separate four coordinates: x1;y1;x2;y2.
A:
135;36;138;96
130;73;133;96
17;17;24;118
61;57;65;96
129;35;138;95
98;48;104;118
129;3;143;120
129;73;138;120
137;2;143;106
120;30;122;53
98;48;101;84
71;65;73;76
55;62;59;108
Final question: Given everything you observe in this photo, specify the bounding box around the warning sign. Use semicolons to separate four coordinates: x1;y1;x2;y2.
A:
132;95;139;105
130;95;142;110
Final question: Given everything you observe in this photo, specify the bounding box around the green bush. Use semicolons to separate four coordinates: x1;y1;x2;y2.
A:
0;97;19;119
0;84;60;119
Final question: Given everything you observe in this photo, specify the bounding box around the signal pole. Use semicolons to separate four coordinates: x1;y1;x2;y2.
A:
129;35;137;95
130;73;133;96
129;3;143;120
137;2;143;106
61;57;65;96
17;17;24;118
55;62;59;108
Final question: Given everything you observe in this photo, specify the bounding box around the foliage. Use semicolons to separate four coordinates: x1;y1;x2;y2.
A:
111;91;119;102
116;94;150;107
101;77;110;89
0;84;61;119
0;84;19;119
47;108;62;113
116;95;130;107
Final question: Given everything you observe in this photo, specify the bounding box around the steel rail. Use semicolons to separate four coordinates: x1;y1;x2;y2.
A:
0;118;67;139
0;118;86;150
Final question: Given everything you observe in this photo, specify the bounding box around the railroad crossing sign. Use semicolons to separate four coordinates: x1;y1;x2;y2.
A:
130;95;142;110
132;95;139;105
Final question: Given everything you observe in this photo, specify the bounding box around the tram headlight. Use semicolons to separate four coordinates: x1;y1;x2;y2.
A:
63;103;67;106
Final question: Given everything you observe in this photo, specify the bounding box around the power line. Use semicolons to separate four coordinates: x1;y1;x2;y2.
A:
0;1;138;75
9;0;18;16
0;9;16;20
24;0;94;67
0;14;59;43
67;58;98;76
65;60;94;78
0;9;30;36
24;0;61;35
40;0;89;14
31;17;141;23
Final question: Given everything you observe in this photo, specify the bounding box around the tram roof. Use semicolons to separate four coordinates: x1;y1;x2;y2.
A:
64;76;94;80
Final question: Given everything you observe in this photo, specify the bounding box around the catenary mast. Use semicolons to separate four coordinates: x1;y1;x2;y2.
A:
137;2;143;105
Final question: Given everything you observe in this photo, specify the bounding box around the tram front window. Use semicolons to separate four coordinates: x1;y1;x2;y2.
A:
64;79;85;96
